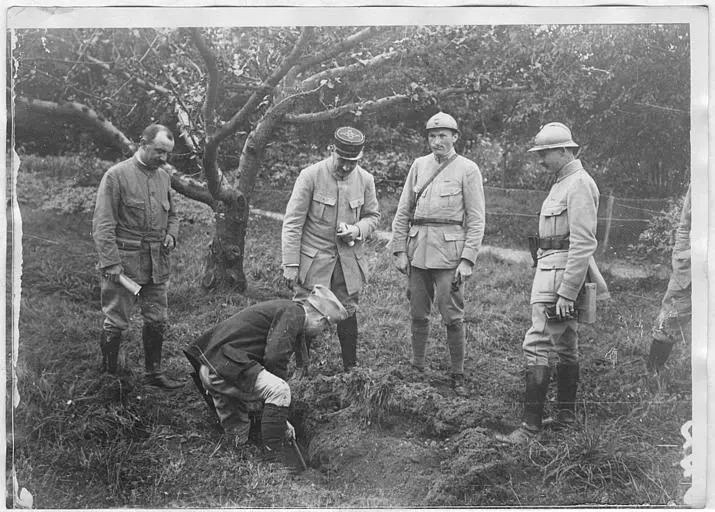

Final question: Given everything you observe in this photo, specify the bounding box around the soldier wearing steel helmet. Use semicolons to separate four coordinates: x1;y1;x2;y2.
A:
496;122;609;445
282;127;380;372
389;112;486;394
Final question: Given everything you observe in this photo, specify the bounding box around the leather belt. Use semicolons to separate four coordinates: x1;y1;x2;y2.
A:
412;217;463;226
539;236;570;250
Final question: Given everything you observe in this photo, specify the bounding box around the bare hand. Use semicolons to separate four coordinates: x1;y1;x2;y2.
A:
162;234;176;251
393;252;409;274
556;295;575;319
284;421;296;442
453;259;473;283
337;223;360;244
103;264;123;283
283;266;299;290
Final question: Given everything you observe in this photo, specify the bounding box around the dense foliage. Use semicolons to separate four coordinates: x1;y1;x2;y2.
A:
11;24;689;197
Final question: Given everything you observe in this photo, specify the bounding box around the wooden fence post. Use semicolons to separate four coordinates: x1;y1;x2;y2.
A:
599;194;616;257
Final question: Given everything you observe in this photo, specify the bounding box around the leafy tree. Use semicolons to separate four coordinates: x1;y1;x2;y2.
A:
9;24;690;290
11;26;521;290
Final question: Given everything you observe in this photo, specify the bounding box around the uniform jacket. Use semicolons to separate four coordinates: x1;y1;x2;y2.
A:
389;150;485;269
92;155;179;284
281;158;381;296
184;300;309;394
531;159;609;304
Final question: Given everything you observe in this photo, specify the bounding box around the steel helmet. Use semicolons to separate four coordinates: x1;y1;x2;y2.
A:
425;112;459;133
527;122;579;152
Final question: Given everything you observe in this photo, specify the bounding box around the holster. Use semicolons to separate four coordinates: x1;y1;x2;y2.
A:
527;236;539;268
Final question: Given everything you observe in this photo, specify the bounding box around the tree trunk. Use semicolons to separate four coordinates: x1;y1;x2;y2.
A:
201;190;248;292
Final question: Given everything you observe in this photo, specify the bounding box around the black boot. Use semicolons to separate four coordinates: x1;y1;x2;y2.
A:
142;323;184;390
337;314;358;371
261;404;290;461
100;330;121;374
554;363;579;427
647;339;674;373
495;365;550;445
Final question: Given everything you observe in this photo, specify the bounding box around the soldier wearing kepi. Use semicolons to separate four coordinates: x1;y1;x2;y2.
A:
389;112;485;394
496;122;609;445
184;285;348;460
646;185;691;373
281;127;380;372
92;123;183;389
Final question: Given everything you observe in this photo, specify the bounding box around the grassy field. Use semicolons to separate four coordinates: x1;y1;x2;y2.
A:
7;162;692;508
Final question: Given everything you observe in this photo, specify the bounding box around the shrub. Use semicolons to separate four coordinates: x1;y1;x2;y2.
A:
628;194;685;261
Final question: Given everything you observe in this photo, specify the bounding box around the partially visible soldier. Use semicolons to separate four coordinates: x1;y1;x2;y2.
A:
389;112;485;394
281;127;381;372
184;285;348;461
647;185;691;372
92;123;184;389
496;122;609;445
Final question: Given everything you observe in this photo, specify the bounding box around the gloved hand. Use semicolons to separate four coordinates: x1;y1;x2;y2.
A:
284;420;296;442
453;259;473;286
393;252;409;274
283;266;299;290
162;234;176;251
103;264;123;283
337;223;360;244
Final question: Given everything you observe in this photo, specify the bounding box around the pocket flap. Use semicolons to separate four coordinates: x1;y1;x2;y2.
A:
300;245;319;258
444;232;466;242
313;193;336;206
408;225;419;238
122;198;144;209
542;204;567;216
439;186;461;197
349;197;364;209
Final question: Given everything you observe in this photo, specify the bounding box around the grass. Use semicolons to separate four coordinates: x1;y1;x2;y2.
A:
7;161;693;508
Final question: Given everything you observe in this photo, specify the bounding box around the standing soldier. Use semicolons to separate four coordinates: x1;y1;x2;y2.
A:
496;122;609;444
389;112;485;394
281;127;381;372
92;123;183;389
647;185;691;373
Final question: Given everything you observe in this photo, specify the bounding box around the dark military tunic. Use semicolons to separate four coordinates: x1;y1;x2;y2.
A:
184;300;308;394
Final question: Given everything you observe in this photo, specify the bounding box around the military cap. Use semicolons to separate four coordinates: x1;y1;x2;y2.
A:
306;284;349;324
333;126;365;161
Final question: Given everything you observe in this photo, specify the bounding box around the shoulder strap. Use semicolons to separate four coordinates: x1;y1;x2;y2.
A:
410;153;458;217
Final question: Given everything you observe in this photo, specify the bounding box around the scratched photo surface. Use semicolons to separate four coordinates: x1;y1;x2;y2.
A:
5;4;709;509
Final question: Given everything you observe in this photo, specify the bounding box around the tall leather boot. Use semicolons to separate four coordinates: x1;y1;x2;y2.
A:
647;339;674;373
337;314;358;371
261;403;290;462
446;322;466;394
555;363;579;427
495;365;551;445
100;330;121;374
142;323;184;390
410;319;430;371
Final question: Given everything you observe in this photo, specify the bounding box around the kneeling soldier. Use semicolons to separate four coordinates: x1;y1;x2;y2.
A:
496;123;609;445
184;285;348;461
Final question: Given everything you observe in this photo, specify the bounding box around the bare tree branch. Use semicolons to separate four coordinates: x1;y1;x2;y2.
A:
292;27;381;76
210;27;315;147
283;84;529;124
13;94;213;205
300;50;400;90
14;95;136;153
189;28;220;135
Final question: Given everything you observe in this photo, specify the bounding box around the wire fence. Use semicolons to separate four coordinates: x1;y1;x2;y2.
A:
251;184;670;257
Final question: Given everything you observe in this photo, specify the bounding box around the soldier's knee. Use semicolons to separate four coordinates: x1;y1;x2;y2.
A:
266;379;291;407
